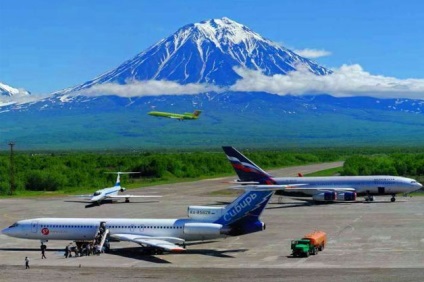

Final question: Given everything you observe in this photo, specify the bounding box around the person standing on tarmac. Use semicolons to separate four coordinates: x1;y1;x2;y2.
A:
25;257;30;269
41;242;47;259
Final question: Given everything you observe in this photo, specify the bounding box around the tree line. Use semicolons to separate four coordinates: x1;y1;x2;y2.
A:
342;153;424;178
0;149;423;196
0;150;340;195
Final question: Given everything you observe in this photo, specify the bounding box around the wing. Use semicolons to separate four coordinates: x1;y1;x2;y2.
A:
110;233;185;252
73;194;93;197
105;195;162;199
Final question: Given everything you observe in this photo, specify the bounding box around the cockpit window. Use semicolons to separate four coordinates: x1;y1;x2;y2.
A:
9;222;19;228
411;181;417;184
93;191;101;196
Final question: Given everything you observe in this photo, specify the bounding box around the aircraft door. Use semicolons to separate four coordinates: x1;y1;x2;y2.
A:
378;187;385;194
31;221;38;233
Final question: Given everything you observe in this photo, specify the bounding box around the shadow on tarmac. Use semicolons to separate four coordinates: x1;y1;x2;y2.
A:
106;246;247;262
184;248;248;258
108;247;172;263
64;199;160;208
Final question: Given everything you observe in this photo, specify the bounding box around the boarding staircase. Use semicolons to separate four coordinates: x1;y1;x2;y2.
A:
99;229;110;251
94;221;110;253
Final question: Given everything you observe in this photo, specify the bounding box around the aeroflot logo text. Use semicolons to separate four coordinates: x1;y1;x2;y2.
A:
224;193;257;222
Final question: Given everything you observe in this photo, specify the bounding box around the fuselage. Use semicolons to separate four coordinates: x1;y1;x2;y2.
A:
91;187;120;203
2;218;225;242
148;111;198;120
273;175;422;196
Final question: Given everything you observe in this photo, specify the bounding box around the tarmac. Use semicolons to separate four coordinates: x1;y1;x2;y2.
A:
1;161;424;281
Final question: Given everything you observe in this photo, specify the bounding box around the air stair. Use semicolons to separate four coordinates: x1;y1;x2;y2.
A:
94;221;110;253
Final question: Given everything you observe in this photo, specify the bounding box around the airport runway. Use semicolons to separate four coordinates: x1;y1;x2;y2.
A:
1;161;423;281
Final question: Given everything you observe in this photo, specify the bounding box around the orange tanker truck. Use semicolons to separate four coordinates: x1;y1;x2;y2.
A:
291;231;327;257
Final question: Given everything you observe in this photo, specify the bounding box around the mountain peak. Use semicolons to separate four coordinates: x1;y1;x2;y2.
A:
191;17;267;46
57;18;330;94
0;82;30;98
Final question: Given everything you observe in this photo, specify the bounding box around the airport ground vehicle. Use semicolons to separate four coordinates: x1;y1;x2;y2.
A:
291;231;327;257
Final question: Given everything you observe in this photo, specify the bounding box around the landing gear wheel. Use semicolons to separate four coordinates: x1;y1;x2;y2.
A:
391;197;396;202
125;198;130;203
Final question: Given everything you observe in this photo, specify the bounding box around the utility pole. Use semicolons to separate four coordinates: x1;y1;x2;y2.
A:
8;142;15;195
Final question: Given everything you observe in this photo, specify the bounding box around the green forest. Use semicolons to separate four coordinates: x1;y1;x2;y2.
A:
0;148;423;196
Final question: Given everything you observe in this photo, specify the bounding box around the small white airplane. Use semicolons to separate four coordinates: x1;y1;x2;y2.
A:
78;172;161;206
2;185;284;254
223;146;423;203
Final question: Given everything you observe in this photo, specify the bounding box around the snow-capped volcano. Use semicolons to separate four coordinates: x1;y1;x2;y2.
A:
59;17;330;94
1;18;424;150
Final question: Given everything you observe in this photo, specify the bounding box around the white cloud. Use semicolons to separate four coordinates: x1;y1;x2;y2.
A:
61;65;424;101
293;48;332;59
0;93;47;105
78;80;224;97
229;65;424;99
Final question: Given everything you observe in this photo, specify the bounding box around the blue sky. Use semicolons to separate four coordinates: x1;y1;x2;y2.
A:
1;0;424;95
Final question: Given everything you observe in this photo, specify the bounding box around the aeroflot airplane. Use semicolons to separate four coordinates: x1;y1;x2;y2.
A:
223;146;423;203
79;172;161;205
2;186;283;253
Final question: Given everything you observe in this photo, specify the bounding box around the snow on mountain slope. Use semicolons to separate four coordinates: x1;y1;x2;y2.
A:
58;17;331;94
0;82;31;106
0;82;30;97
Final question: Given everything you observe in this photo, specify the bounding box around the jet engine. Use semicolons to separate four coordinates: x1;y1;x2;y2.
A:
120;188;126;192
183;223;224;235
336;191;357;201
312;191;336;202
224;220;265;236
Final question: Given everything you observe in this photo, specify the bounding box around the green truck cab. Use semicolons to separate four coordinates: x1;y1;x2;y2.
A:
291;231;327;257
291;239;318;257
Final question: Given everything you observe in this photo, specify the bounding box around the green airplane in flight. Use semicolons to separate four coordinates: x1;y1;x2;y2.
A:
148;110;202;120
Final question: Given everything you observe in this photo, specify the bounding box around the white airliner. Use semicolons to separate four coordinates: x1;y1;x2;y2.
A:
2;186;283;253
223;146;423;203
79;172;161;205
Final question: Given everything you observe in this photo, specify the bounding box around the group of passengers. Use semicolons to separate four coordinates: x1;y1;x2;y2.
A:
64;241;104;258
64;222;108;258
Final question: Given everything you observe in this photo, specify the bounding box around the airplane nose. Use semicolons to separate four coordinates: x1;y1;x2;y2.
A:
1;227;10;235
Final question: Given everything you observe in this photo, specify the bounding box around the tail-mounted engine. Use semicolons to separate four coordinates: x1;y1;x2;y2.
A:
225;220;266;236
120;188;126;192
183;223;224;235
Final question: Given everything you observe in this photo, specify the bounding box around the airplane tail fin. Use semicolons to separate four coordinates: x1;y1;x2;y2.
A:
222;146;276;184
115;172;121;187
104;172;140;187
214;187;276;235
